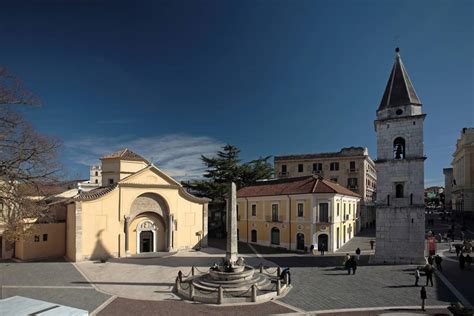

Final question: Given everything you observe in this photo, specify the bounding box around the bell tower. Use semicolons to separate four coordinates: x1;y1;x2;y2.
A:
373;48;426;264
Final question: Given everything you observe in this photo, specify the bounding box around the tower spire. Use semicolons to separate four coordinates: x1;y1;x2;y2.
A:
378;48;421;111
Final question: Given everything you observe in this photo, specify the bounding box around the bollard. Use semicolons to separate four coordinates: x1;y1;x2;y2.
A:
175;276;180;293
218;286;224;304
192;266;195;276
284;272;289;285
178;270;183;283
251;284;257;302
259;264;263;273
277;266;281;277
276;278;281;296
189;282;194;300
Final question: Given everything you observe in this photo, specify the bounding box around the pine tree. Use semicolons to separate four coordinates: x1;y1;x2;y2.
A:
182;144;273;203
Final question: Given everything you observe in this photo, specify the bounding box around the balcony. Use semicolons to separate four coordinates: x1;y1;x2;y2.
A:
312;170;323;175
347;168;359;174
344;214;350;221
265;215;283;223
278;172;290;178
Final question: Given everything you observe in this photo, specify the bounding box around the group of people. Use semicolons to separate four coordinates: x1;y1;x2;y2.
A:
415;254;443;287
452;239;472;270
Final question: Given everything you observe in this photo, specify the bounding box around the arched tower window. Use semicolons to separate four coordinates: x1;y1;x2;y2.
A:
393;137;406;159
395;184;404;198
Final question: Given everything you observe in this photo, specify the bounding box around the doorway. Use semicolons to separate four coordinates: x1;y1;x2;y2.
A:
296;233;305;250
140;231;153;253
318;234;328;251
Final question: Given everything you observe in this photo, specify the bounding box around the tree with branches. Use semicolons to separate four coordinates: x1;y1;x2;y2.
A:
0;66;61;243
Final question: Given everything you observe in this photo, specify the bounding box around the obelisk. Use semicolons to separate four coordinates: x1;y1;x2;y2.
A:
226;182;238;264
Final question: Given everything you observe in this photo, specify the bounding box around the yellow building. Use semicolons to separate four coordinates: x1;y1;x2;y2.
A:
66;149;209;261
452;128;474;216
274;147;376;232
236;175;360;252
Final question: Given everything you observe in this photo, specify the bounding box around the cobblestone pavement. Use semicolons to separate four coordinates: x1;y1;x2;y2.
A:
0;258;110;312
335;229;375;254
97;298;294;316
276;263;456;312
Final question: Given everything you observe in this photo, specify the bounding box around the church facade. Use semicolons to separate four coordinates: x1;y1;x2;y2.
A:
373;48;426;264
66;149;209;261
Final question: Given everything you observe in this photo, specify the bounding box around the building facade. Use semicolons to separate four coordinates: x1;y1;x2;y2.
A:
65;149;209;261
443;168;453;210
236;175;360;253
274;147;376;232
373;48;426;264
452;128;474;216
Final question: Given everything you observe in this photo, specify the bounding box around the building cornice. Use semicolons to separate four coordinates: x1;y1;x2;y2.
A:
374;113;426;125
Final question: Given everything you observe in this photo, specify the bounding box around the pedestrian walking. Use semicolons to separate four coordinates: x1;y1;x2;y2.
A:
425;265;433;286
320;243;325;255
420;286;427;311
459;254;465;270
466;254;472;270
351;256;357;275
427;255;434;266
345;257;352;275
461;231;465;241
415;267;420;286
370;240;375;250
356;247;361;260
455;244;461;257
434;255;443;272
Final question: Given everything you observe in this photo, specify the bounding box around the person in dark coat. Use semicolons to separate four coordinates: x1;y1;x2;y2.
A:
434;255;443;272
459;254;465;270
280;267;291;284
370;240;375;250
351;256;357;274
320;243;325;255
420;286;427;311
425;265;434;286
427;255;434;266
455;244;461;257
355;248;361;260
466;254;472;270
345;257;352;275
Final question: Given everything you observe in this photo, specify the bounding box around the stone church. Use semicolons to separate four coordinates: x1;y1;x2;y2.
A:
66;149;209;261
373;48;426;264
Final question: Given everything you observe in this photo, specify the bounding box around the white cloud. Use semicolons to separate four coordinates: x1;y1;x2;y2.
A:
64;134;225;181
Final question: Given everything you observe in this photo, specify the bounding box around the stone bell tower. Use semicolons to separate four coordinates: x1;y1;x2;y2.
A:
373;48;426;264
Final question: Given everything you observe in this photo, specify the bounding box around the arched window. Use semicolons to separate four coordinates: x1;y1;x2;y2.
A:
396;184;404;198
95;171;99;176
393;137;406;159
387;194;390;206
251;229;257;243
271;227;280;245
410;193;413;205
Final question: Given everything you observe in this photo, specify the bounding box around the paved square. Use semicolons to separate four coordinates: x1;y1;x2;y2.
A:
0;259;110;312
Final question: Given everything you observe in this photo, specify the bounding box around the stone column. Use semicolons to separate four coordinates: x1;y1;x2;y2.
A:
226;182;238;264
124;216;130;256
168;214;174;251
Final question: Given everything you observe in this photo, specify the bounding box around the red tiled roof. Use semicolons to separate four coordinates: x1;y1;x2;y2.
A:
237;176;360;198
100;148;149;163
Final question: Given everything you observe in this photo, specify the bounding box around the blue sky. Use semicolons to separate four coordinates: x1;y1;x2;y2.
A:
1;0;473;186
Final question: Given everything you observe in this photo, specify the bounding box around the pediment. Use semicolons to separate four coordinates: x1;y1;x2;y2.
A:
119;165;179;186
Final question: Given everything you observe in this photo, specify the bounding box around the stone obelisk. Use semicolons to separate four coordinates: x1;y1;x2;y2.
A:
226;182;238;264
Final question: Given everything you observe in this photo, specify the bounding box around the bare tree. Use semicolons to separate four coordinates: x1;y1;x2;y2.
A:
0;66;61;242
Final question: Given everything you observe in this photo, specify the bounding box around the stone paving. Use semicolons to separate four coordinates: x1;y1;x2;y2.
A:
75;246;271;301
276;263;456;312
97;298;293;316
0;259;110;312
